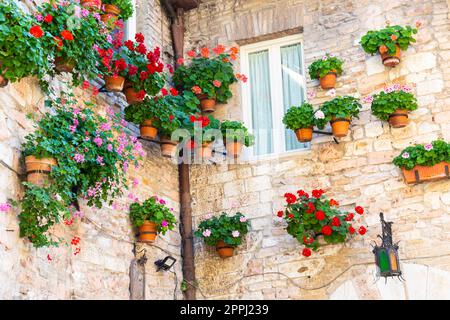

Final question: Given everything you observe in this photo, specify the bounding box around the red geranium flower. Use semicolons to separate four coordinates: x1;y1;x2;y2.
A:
331;216;341;227
201;116;210;128
358;226;367;235
82;81;90;90
322;225;332;236
306;202;315;214
213;44;225;55
349;226;355;234
44;14;53;23
161;88;168;96
329;199;339;207
128;65;138;75
170;88;178;96
303;236;314;244
315;210;325;221
136;43;147;55
30;25;44;38
284;193;297;205
135;32;145;43
312;189;325;199
277;211;283;217
191;86;202;94
169;114;174;121
61;30;74;41
125;40;134;51
213;80;222;88
390;34;398;41
288;213;294;219
187;50;196;58
47;254;52;261
140;71;148;80
136;90;146;100
302;248;311;257
230;46;239;55
200;47;209;58
53;36;63;49
297;190;309;198
189;115;197;123
344;213;354;221
355;206;364;215
177;57;184;65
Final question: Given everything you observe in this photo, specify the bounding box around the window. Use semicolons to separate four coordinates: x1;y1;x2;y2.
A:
123;0;137;41
240;35;308;157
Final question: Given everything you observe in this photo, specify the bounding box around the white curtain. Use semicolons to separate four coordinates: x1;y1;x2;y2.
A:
281;43;308;151
249;50;273;156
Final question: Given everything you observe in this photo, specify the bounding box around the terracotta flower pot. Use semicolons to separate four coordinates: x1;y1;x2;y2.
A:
216;240;234;258
104;75;125;92
104;4;121;15
80;0;102;10
224;141;243;158
124;87;144;105
160;137;178;158
402;162;450;184
55;57;75;73
140;119;158;139
0;73;8;88
197;142;213;159
196;94;216;113
388;109;409;128
319;71;337;90
379;45;401;67
25;156;57;187
138;221;157;242
330;116;351;138
295;127;313;142
101;13;118;26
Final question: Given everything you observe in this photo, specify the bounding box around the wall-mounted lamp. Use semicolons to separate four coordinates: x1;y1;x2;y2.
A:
155;256;177;272
372;213;404;282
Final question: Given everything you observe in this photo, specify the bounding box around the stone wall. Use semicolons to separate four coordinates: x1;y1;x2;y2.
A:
0;0;182;300
185;0;450;299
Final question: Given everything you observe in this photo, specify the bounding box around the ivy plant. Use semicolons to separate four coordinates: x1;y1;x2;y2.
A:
393;140;450;170
360;25;418;55
320;96;362;121
220;120;255;147
308;53;343;79
370;86;418;121
194;212;249;247
129;196;177;235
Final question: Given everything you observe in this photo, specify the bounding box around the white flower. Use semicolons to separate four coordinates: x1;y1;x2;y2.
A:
402;152;410;159
424;144;433;151
232;230;240;238
325;88;336;97
202;229;211;237
239;216;247;223
314;110;325;119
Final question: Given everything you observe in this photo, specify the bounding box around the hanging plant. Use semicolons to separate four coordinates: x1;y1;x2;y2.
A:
277;189;367;257
319;96;362;138
173;45;247;112
220;120;255;158
360;23;419;67
102;0;134;21
365;84;418;128
195;212;249;258
34;1;111;87
393;140;450;184
283;103;327;142
0;0;53;86
308;53;343;89
19;97;144;247
129;196;177;243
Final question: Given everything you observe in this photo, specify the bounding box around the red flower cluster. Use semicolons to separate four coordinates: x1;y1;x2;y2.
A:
284;193;296;204
190;115;210;128
71;236;80;246
297;190;309;198
312;189;325;199
61;30;74;41
30;25;44;38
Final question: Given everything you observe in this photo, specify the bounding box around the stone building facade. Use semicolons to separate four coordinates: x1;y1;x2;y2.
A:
1;0;450;300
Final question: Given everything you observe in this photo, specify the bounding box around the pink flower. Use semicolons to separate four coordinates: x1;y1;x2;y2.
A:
213;80;222;88
35;14;43;22
93;137;103;147
100;122;111;131
132;178;139;187
161;220;168;227
81;9;89;18
314;110;325;119
74;153;85;163
240;216;247;223
232;230;240;238
402;152;410;159
73;210;84;218
69;125;77;133
325;88;336;97
307;91;316;100
107;144;113;152
159;199;166;205
191;86;202;94
362;95;374;104
203;213;213;220
424;144;433;151
0;203;11;212
202;229;211;237
96;156;104;166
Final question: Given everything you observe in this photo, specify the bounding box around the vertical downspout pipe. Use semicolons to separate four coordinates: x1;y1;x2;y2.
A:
162;0;197;300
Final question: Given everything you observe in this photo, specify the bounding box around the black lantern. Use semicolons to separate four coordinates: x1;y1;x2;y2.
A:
372;213;404;281
155;256;177;272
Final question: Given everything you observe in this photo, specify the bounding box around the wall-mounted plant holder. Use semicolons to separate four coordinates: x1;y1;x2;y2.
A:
402;162;450;184
313;130;339;144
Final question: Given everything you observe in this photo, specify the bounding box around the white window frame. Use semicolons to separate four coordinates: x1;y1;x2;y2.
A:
240;34;308;159
124;0;137;41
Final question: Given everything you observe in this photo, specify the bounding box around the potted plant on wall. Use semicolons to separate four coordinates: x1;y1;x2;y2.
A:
122;36;166;104
308;53;343;89
393;140;450;184
195;212;249;258
283;103;327;142
129;196;177;243
81;0;103;10
367;84;418;128
320;96;362;138
173;45;245;113
360;24;418;67
0;1;53;87
96;47;129;92
278;189;367;257
220;120;255;158
188;115;221;159
101;0;134;25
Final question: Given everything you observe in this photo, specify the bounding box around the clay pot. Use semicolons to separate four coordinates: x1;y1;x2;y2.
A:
104;75;125;92
319;71;337;90
0;61;8;87
124;87;144;105
379;45;401;67
160;137;178;158
330;116;351;138
80;0;102;10
55;57;75;73
216;240;234;258
25;156;57;187
402;162;450;184
388;109;409;128
140;119;158;139
101;13;118;26
104;4;121;15
295;127;313;142
138;221;157;242
224;141;243;158
197;142;213;159
196;94;216;113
